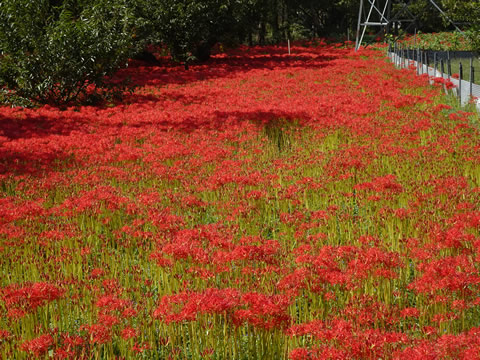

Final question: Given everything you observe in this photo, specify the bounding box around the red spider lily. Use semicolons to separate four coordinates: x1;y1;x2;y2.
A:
1;282;64;315
395;327;480;359
288;318;408;359
62;334;84;348
120;326;138;340
89;268;105;279
86;324;112;344
400;307;421;319
408;255;480;294
289;347;320;360
149;252;174;267
55;347;76;359
20;334;54;356
96;294;130;311
153;288;242;323
294;245;403;290
98;314;120;327
1;40;480;359
132;341;151;354
122;307;138;318
0;329;11;340
233;292;291;330
101;279;123;295
354;174;403;194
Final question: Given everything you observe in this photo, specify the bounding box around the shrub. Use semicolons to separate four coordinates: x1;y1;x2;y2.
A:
143;0;247;67
0;0;135;106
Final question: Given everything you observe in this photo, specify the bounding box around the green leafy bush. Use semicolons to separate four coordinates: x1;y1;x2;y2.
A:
441;0;480;52
0;0;135;106
465;27;480;53
143;0;248;66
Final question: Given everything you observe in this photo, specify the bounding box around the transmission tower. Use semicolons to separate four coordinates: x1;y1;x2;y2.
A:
355;0;463;51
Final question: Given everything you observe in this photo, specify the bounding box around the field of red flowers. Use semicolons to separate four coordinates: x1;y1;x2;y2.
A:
1;41;480;359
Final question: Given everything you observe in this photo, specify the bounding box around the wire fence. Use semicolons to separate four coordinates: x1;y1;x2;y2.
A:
388;43;480;113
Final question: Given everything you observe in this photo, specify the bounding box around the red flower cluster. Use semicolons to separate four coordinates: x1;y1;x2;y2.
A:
1;40;479;359
1;282;64;318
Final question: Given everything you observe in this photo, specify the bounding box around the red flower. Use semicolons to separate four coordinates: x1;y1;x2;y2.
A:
400;307;420;318
21;334;54;356
121;326;138;340
0;329;11;340
87;324;112;344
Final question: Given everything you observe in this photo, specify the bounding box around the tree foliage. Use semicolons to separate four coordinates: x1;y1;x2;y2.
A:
0;0;135;105
142;0;253;66
441;0;480;51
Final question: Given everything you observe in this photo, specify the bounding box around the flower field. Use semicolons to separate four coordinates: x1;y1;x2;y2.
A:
1;41;480;359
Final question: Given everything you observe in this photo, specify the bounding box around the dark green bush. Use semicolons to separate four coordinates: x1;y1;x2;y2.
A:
143;0;247;67
0;0;135;106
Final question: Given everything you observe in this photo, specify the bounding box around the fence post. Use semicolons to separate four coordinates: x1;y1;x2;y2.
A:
459;62;463;104
417;48;420;75
433;53;437;78
394;44;396;67
471;61;475;89
447;58;451;81
423;50;426;75
394;42;398;67
397;44;400;67
398;44;401;68
396;43;399;67
426;51;429;76
401;47;404;68
419;49;423;75
470;57;474;98
440;59;447;93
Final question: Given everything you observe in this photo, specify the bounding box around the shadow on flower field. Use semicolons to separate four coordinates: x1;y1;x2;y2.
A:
120;48;338;89
0;110;92;176
1;41;480;359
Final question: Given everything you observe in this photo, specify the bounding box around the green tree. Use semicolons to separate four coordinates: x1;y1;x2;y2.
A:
142;0;248;67
441;0;480;51
0;0;135;105
441;0;480;23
